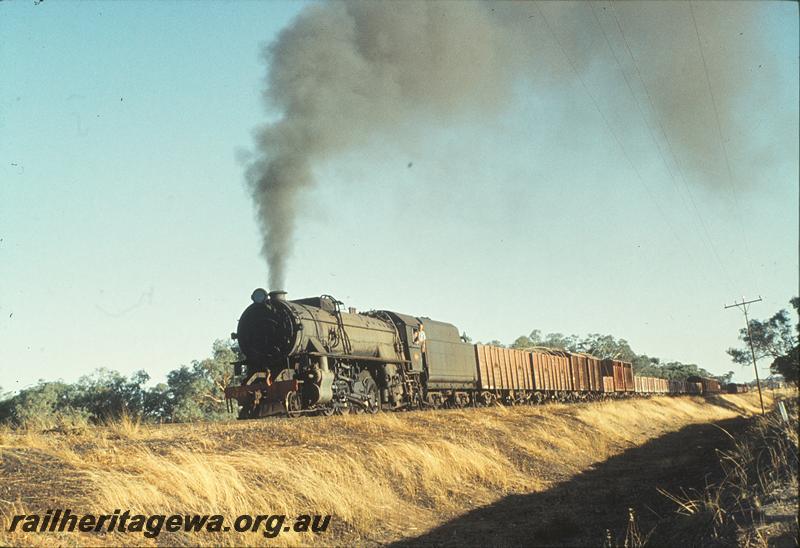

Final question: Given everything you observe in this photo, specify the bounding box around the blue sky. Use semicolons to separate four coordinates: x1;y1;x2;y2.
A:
1;1;797;392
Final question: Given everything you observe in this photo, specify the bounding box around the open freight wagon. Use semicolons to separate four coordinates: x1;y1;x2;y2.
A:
474;346;642;400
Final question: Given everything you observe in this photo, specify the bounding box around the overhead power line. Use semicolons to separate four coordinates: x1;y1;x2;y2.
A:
534;2;703;283
688;1;759;292
600;0;739;295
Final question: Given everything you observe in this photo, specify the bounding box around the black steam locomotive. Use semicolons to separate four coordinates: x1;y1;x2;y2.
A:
225;289;720;419
226;289;475;418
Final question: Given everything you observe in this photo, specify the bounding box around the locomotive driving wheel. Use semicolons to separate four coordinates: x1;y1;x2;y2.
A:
317;405;334;417
351;370;380;415
285;391;302;418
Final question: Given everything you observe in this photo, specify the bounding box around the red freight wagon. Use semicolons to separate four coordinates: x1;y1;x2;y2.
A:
601;359;631;393
569;352;603;392
687;376;722;395
568;352;590;391
475;345;534;391
622;362;635;392
530;348;572;392
587;354;603;392
687;381;703;394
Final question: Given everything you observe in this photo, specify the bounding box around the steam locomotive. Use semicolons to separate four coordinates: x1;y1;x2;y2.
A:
225;290;721;419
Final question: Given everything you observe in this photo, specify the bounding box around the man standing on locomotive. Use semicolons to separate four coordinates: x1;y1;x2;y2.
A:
413;323;428;371
413;323;427;351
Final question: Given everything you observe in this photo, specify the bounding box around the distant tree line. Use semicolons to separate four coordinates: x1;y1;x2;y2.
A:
481;331;723;382
0;340;239;428
480;296;798;388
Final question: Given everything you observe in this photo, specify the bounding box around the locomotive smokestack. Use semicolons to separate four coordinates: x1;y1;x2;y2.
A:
269;290;287;302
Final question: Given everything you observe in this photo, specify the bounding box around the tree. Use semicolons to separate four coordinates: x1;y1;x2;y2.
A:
0;339;241;427
2;381;87;428
718;371;735;385
727;297;799;386
507;330;716;380
772;348;799;386
510;335;533;349
72;369;151;421
161;339;239;422
576;334;636;361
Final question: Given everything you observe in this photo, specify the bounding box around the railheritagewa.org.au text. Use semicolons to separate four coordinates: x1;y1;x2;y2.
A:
7;509;331;538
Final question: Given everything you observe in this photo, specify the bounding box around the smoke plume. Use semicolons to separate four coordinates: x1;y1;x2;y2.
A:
246;1;791;289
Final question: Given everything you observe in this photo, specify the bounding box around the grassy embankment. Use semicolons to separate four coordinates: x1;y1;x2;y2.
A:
660;395;797;547
0;391;778;546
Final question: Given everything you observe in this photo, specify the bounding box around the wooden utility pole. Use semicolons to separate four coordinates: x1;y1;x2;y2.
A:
725;296;765;414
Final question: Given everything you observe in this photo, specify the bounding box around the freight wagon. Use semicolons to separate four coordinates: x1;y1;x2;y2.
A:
687;376;721;395
635;376;669;394
601;359;635;393
725;383;749;394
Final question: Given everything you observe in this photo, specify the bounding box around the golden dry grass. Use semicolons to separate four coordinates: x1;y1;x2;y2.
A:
0;391;778;547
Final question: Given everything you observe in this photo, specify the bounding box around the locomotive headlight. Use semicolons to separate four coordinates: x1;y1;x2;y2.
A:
251;288;268;304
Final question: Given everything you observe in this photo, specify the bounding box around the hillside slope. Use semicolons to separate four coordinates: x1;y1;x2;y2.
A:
0;392;773;546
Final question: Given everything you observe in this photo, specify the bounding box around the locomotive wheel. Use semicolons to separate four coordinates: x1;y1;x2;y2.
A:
318;406;334;417
350;403;365;415
351;370;380;415
285;391;302;418
363;376;380;414
426;393;442;410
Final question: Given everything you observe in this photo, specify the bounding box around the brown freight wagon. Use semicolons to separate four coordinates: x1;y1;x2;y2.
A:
705;378;721;394
530;348;573;392
601;359;635;392
567;352;593;392
726;383;749;394
570;352;603;392
687;381;703;394
586;354;603;392
687;376;721;395
623;362;635;392
669;379;687;394
475;345;534;392
637;376;658;394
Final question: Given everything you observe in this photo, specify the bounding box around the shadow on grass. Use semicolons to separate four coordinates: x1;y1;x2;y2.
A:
393;416;749;547
703;393;766;416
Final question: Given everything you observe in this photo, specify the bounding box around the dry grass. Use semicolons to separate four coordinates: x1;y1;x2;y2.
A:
659;391;798;547
0;392;776;546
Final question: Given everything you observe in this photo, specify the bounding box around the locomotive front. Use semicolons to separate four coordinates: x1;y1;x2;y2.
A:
235;289;300;378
